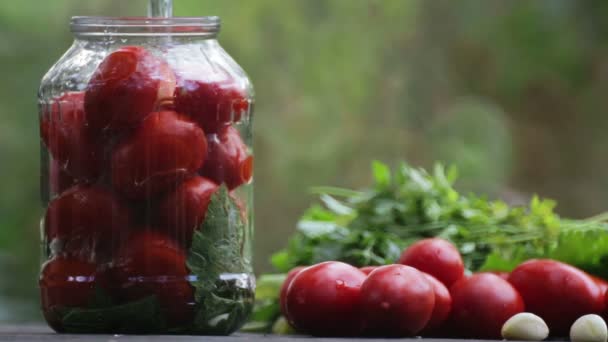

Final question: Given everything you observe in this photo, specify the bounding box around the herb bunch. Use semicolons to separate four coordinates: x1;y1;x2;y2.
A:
271;161;608;275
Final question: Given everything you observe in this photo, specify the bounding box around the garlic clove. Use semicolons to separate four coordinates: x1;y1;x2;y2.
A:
570;314;608;342
502;312;549;341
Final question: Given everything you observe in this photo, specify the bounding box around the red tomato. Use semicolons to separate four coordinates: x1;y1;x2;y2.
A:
279;266;306;319
486;271;510;281
285;261;366;336
44;184;131;257
590;274;608;297
155;176;218;246
200;127;252;190
449;273;524;339
85;46;175;133
508;259;604;335
40;92;103;181
174;79;249;133
605;290;608;320
397;238;464;288
39;257;96;332
110;230;194;326
360;265;435;337
359;266;378;275
596;276;608;322
48;159;77;195
111;111;207;199
420;273;452;335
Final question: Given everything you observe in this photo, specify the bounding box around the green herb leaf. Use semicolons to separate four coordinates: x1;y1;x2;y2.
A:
60;296;165;334
272;316;297;335
254;274;286;300
187;185;254;335
372;160;391;188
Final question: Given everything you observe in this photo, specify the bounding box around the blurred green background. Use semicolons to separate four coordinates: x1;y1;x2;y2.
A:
2;0;608;322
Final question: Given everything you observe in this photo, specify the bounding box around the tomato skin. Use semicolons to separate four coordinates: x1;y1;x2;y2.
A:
592;275;608;321
174;79;249;133
279;266;306;319
359;265;435;337
44;184;131;257
486;271;510;281
109;230;194;326
48;159;77;195
420;273;452;335
359;266;378;275
111;111;207;199
41;92;103;181
398;238;464;288
155;176;218;246
285;261;366;336
200;127;252;190
39;257;96;332
449;273;524;339
508;259;604;335
605;290;608;321
590;275;608;297
85;46;175;133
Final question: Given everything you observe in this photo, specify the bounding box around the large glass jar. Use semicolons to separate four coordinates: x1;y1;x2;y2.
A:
37;17;254;335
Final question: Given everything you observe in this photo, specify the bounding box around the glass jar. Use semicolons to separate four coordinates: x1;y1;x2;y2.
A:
37;17;254;335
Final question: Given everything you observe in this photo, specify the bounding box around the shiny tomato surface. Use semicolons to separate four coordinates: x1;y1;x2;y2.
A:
359;266;378;275
398;238;464;288
420;273;452;335
44;184;131;257
111;111;207;199
508;259;604;335
40;257;96;332
590;274;608;296
360;265;435;337
174;79;249;133
200;127;252;190
279;266;306;319
85;46;175;133
48;159;77;195
109;230;194;326
449;273;524;339
285;261;366;336
41;92;103;181
155;176;218;246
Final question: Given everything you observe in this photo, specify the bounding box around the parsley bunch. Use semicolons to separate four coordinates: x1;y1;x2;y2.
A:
271;161;608;275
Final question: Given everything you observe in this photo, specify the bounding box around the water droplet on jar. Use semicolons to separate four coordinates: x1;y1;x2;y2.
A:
335;279;345;288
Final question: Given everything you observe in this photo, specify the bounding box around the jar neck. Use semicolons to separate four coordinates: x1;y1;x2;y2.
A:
70;16;220;38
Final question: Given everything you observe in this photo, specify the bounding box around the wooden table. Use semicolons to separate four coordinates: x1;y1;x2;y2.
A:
0;325;511;341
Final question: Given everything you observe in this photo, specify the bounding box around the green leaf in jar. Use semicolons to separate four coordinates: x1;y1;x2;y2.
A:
186;185;254;335
60;295;165;334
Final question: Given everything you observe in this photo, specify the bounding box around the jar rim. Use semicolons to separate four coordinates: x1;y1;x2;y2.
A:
70;16;221;36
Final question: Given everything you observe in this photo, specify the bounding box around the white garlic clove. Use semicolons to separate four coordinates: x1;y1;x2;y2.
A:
570;314;608;342
501;312;549;341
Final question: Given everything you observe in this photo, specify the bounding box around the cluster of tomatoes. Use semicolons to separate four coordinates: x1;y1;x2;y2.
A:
280;238;608;338
39;45;252;331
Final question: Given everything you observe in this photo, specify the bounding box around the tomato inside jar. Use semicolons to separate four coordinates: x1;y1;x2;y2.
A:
38;16;254;335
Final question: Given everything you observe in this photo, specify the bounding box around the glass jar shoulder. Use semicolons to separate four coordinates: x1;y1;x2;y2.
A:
40;38;253;100
165;39;254;98
39;40;106;100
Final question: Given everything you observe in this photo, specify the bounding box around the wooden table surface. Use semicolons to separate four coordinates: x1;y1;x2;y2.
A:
0;324;529;342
